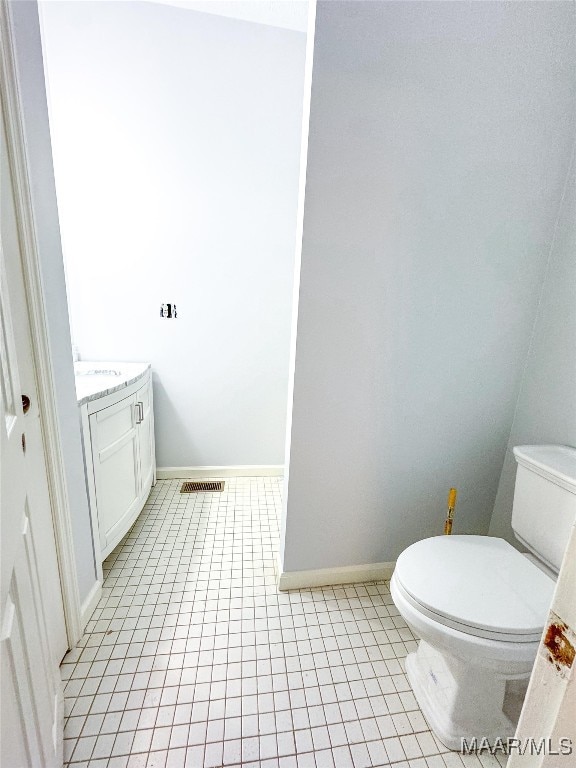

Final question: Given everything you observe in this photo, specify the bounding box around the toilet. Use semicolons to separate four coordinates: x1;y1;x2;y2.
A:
390;445;576;750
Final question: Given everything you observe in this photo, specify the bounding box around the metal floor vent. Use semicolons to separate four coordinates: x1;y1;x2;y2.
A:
180;481;225;493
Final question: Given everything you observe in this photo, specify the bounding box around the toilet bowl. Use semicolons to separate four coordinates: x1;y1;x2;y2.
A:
391;535;554;749
391;445;576;751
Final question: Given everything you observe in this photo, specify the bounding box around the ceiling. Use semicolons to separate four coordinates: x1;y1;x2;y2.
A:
145;0;310;33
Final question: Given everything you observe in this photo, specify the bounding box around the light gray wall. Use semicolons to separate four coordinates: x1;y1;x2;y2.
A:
9;1;97;603
40;1;306;468
282;1;576;572
489;148;576;544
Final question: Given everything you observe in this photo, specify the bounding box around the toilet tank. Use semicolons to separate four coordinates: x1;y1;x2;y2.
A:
512;445;576;574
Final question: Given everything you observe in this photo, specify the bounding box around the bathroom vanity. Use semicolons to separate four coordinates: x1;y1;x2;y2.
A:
75;362;156;560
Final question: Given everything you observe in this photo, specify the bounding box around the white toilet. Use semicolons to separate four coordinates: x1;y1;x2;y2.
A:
390;445;576;750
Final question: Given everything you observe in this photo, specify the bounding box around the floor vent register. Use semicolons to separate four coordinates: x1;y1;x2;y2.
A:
180;480;225;493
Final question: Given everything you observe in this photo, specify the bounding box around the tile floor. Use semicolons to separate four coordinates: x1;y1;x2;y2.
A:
61;478;507;768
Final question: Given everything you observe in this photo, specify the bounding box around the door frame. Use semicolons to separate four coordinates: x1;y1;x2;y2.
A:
1;0;82;647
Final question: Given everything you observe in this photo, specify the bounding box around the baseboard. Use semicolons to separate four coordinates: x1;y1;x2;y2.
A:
278;561;396;591
157;465;284;479
80;579;102;630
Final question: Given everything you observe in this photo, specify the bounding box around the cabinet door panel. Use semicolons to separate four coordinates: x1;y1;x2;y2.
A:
90;396;140;554
97;434;139;535
136;379;155;494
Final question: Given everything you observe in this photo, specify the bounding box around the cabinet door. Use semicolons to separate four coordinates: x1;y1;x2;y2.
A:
136;378;155;496
90;394;140;556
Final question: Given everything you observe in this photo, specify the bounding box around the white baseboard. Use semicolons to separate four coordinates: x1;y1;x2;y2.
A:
157;465;284;479
80;580;102;630
278;561;396;591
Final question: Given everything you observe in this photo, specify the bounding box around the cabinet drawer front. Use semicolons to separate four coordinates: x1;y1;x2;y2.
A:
136;381;151;417
93;395;134;449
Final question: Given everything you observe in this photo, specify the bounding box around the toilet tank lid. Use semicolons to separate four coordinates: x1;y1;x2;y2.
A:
513;445;576;493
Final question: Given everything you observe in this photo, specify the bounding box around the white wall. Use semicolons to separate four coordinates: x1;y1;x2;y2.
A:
282;1;576;573
40;1;306;468
8;1;98;604
490;147;576;544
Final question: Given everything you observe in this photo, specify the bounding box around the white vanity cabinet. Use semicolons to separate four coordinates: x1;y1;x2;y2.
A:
78;365;155;561
135;377;155;498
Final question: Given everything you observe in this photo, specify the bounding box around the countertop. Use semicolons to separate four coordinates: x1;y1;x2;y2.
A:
74;361;151;406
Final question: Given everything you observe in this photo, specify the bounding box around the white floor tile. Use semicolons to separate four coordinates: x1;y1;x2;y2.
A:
61;477;451;767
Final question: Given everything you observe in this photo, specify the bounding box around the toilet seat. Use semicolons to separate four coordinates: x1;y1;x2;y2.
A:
394;535;555;643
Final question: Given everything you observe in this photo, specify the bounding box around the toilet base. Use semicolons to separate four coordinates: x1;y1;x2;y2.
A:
406;640;518;751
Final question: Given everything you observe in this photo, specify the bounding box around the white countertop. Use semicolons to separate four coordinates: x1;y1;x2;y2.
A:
74;361;151;406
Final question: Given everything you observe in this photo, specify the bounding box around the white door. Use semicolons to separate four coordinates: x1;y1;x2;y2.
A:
1;97;67;767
